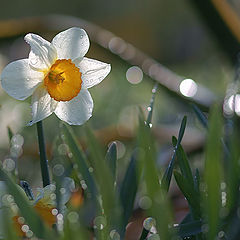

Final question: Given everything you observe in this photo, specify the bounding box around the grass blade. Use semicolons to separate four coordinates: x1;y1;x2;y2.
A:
85;127;120;237
194;169;200;194
174;220;202;238
146;83;158;126
174;138;194;190
174;171;200;218
161;116;187;192
7;126;13;144
204;105;223;240
177;116;187;145
105;141;117;181
138;114;173;240
119;153;137;234
61;123;97;197
192;104;208;129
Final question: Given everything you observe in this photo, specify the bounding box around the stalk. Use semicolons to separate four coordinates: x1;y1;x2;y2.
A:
36;121;50;187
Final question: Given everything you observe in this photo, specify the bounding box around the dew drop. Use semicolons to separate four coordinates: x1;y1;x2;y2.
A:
94;216;107;230
21;224;29;232
52;208;58;216
26;230;33;238
109;230;120;240
17;217;25;224
53;164;65;176
143;217;156;231
11;134;24;147
67;211;79;223
3;158;15;172
60;187;66;194
58;144;69;155
218;231;225;238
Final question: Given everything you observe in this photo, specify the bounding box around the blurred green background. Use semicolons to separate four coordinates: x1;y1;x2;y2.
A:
0;0;238;187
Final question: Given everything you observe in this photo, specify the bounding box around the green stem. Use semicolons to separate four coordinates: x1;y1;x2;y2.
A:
36;121;50;187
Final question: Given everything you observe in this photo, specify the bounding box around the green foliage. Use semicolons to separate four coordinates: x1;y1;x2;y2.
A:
204;105;223;240
105;141;117;182
3;84;240;240
119;153;137;236
61;123;97;198
161;115;187;192
0;168;56;239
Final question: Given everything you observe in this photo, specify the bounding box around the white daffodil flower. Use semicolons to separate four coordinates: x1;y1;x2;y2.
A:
0;27;111;125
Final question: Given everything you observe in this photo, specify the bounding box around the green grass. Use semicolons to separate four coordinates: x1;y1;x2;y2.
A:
2;82;240;240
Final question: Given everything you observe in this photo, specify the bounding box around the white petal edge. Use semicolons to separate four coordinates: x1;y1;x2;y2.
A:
54;89;93;125
28;86;58;126
0;59;43;100
51;27;90;60
75;57;111;89
24;33;57;70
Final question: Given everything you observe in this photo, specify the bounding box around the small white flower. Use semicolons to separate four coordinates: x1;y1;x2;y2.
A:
0;27;111;125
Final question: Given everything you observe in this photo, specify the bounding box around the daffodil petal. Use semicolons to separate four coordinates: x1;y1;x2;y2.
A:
24;33;57;70
0;59;43;100
54;89;93;125
29;87;58;126
51;27;89;60
76;57;111;89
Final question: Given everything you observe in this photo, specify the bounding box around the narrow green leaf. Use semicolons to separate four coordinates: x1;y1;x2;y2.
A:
161;153;176;192
105;141;117;181
174;171;201;218
139;227;149;240
192;104;208;129
7;126;13;144
146;83;158;125
85;127;120;236
226;132;240;211
1;210;19;240
138;114;173;240
175;139;194;189
61;123;97;197
194;168;200;193
204;105;223;240
161;116;187;192
62;216;90;240
0;168;54;239
119;153;137;233
172;136;177;147
180;212;193;224
193;104;229;157
174;220;202;237
177;116;187;145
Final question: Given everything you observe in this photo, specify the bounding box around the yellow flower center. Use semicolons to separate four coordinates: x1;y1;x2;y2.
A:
44;59;82;101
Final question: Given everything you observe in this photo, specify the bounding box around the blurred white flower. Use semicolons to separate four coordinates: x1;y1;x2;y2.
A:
12;178;75;237
1;27;111;125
